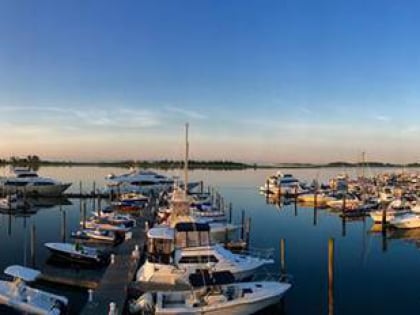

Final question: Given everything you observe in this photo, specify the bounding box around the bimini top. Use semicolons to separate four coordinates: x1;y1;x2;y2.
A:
189;270;235;287
4;265;41;282
147;226;175;240
174;222;210;232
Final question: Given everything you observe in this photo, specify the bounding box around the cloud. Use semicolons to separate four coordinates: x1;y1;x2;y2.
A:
374;115;391;122
165;105;207;120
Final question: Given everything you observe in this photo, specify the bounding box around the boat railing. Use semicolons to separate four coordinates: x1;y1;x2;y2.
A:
236;247;275;260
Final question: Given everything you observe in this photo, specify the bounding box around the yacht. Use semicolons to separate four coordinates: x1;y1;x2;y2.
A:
0;168;71;197
105;170;175;194
0;265;68;314
390;213;420;229
130;271;291;315
260;172;306;196
45;242;110;266
136;222;273;286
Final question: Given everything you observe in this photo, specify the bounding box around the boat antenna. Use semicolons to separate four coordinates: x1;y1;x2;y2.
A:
184;122;189;197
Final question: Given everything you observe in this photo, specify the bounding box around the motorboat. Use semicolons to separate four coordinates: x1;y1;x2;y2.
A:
130;270;291;315
369;199;412;223
105;170;175;194
44;242;110;266
0;168;71;197
136;222;273;286
71;228;122;243
260;172;306;196
390;213;420;229
0;265;68;314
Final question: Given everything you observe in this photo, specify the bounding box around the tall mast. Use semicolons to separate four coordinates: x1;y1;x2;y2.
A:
184;122;189;196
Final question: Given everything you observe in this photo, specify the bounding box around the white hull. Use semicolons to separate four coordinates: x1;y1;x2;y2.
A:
153;282;290;315
390;214;420;229
370;210;411;223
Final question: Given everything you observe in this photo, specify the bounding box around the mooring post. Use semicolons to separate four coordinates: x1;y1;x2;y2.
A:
342;216;346;237
79;181;82;196
314;189;318;209
61;209;66;243
328;238;335;315
280;238;286;277
97;195;101;217
31;224;36;267
224;227;229;247
313;206;318;226
382;204;388;252
245;217;251;249
294;201;298;216
83;201;87;229
200;181;203;194
241;210;245;240
381;203;387;231
229;203;232;224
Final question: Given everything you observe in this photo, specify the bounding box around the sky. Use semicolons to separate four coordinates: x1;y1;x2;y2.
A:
1;0;420;164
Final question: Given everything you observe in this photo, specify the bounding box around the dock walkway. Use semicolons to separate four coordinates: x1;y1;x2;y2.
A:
81;198;156;315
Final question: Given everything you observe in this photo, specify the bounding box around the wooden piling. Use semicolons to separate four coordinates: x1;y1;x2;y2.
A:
313;207;318;226
61;209;66;243
83;201;87;229
342;216;346;237
241;210;245;240
328;238;334;315
245;217;251;249
381;204;387;231
294;201;298;216
314;189;318;209
200;181;203;194
31;224;36;267
229;203;232;223
280;238;286;277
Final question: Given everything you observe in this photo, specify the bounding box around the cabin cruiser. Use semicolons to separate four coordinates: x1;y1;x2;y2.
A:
369;199;412;223
105;170;175;194
45;242;110;266
130;270;291;315
136;222;273;286
0;168;71;197
260;172;306;196
0;265;68;314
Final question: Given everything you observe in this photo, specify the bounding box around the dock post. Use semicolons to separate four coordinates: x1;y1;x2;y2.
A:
245;217;251;249
313;206;318;226
83;201;87;229
221;197;225;214
341;216;346;237
97;195;102;216
328;238;335;315
224;227;229;247
280;238;286;278
294;201;298;216
381;204;387;231
314;189;318;209
30;224;36;267
229;203;232;224
241;210;245;240
381;204;388;252
200;181;203;194
92;181;96;212
61;209;66;243
108;302;117;315
79;181;82;196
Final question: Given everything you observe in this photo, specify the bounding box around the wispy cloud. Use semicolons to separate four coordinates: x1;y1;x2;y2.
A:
165;105;207;120
374;115;391;122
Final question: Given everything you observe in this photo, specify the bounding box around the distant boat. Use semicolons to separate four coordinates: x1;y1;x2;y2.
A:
130;270;291;315
0;168;71;197
0;265;68;314
44;242;110;266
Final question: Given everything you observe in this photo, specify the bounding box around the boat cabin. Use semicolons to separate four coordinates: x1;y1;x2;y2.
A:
146;222;212;264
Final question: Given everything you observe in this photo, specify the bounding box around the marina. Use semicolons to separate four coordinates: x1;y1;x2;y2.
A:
0;166;420;314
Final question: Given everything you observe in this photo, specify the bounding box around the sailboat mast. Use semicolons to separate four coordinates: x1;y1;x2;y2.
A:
184;123;189;196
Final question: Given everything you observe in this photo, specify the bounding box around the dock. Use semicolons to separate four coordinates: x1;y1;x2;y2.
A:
76;198;156;314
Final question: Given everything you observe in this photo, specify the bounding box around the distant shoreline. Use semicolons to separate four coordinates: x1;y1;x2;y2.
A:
0;159;419;170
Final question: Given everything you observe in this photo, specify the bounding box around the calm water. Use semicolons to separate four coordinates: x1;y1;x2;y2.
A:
1;166;420;314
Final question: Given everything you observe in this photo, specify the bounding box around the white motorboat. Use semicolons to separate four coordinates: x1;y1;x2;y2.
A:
45;242;110;266
71;228;122;243
0;168;71;197
0;265;68;315
105;170;175;194
130;271;291;315
260;172;306;196
136;222;273;286
390;213;420;229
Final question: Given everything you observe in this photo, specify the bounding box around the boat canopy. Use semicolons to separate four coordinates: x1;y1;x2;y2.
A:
189;270;235;288
147;226;175;240
4;265;40;282
175;222;210;232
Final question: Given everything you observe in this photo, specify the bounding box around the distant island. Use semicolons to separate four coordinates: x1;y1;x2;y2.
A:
0;156;419;170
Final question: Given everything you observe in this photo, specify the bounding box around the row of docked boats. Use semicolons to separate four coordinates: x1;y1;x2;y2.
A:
261;170;420;230
130;183;291;314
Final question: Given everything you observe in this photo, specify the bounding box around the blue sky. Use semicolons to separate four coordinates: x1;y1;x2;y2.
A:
1;0;420;163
